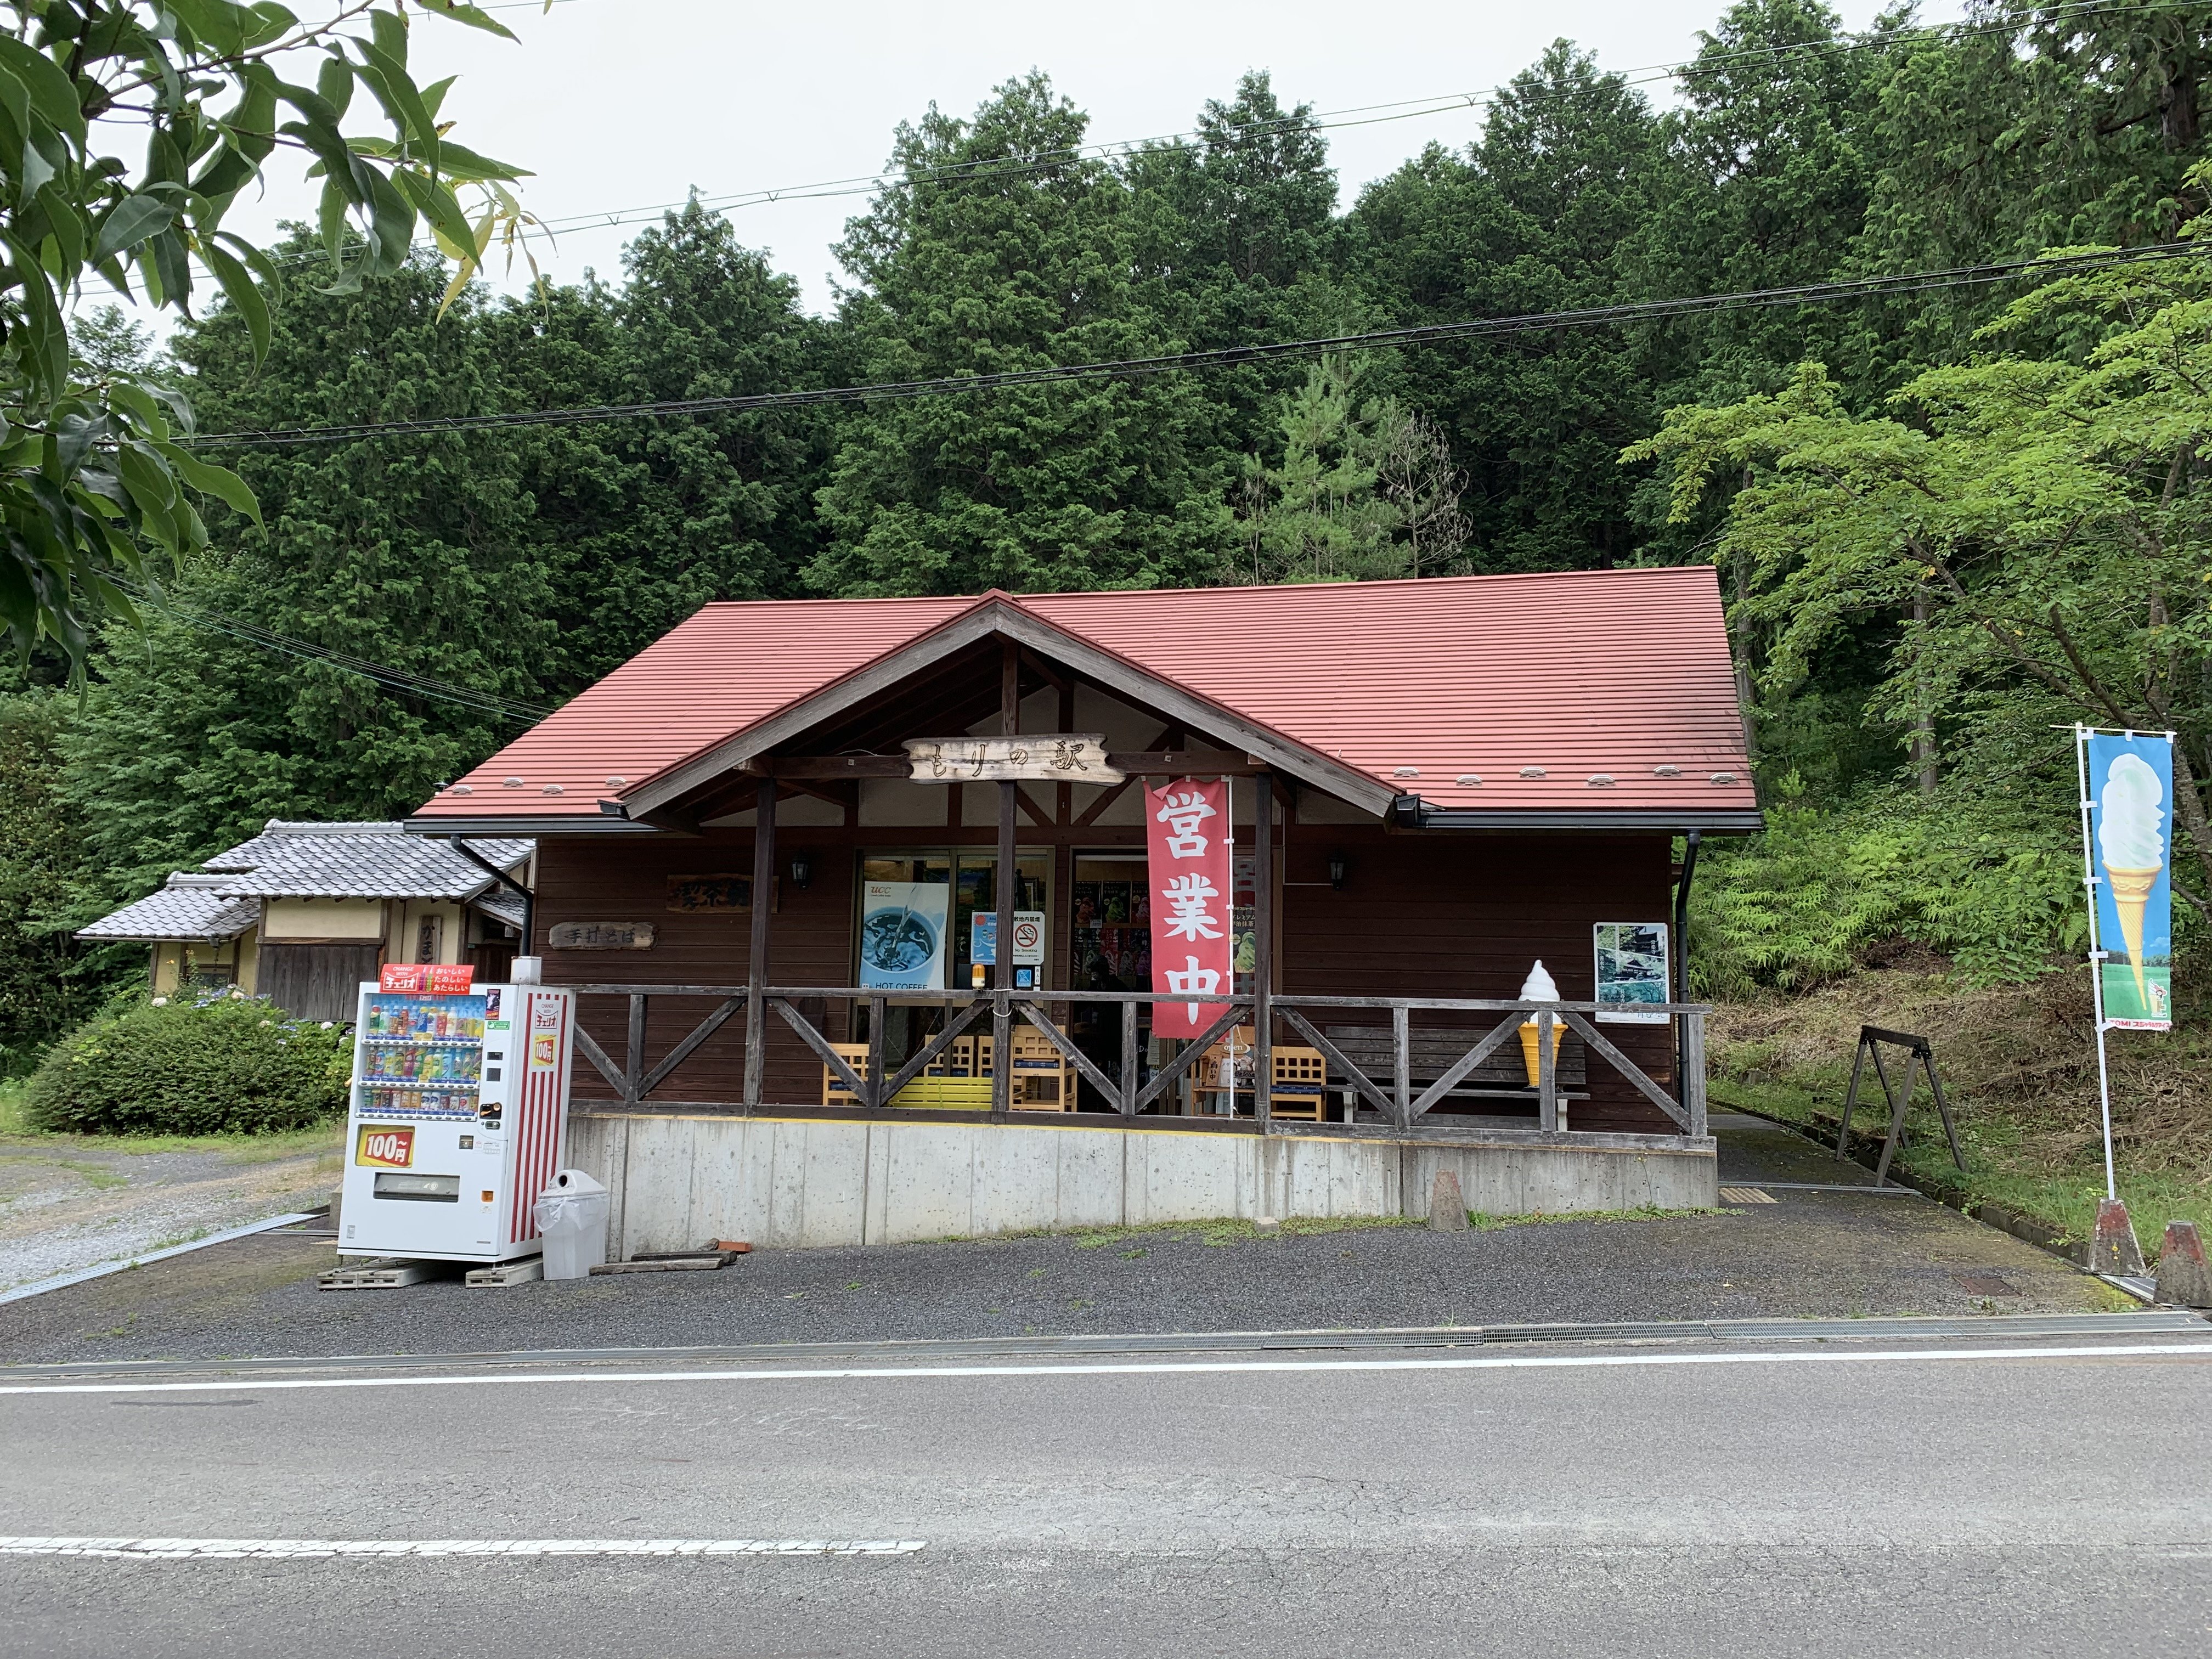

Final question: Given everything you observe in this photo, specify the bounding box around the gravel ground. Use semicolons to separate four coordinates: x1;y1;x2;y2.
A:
0;1114;2126;1365
0;1135;342;1295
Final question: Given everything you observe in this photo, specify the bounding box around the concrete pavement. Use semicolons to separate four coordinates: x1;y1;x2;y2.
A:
2;1331;2208;1657
0;1112;2129;1366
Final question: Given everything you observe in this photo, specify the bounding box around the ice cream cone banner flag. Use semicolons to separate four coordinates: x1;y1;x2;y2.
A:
2086;733;2175;1030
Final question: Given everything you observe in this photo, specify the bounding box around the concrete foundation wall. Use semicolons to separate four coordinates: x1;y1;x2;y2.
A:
566;1113;1718;1256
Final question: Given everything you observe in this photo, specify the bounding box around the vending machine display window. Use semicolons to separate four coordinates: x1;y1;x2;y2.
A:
356;992;486;1120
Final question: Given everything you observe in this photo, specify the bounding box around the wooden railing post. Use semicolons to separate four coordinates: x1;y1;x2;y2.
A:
742;777;776;1114
991;988;1012;1118
1252;772;1273;1129
624;992;647;1109
1684;1008;1708;1137
1119;997;1139;1115
1391;1004;1411;1130
1536;1006;1559;1131
867;995;886;1110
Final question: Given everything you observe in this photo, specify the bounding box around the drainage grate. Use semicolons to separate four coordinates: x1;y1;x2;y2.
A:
1720;1186;1779;1204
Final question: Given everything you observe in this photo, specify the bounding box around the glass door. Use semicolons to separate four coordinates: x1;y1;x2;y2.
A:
1069;852;1151;1109
854;849;1051;1067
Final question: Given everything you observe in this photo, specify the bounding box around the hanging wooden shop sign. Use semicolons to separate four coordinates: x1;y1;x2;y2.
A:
903;733;1124;785
546;921;657;951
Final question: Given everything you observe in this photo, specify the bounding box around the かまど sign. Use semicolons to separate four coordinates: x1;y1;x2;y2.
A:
2085;732;2175;1030
356;1126;416;1167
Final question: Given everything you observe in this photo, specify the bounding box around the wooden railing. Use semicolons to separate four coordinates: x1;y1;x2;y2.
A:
557;981;1711;1139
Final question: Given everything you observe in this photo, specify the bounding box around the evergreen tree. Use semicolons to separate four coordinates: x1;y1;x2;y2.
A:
1630;0;1893;405
64;242;556;888
808;74;1233;595
1125;72;1353;462
1348;44;1663;569
501;203;833;680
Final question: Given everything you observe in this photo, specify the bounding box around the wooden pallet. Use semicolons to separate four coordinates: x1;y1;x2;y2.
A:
464;1256;545;1288
318;1257;434;1291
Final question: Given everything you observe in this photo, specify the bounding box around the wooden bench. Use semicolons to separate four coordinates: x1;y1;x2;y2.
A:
822;1027;1076;1111
1321;1023;1589;1119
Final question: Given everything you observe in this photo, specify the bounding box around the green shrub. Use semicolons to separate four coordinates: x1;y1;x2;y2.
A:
25;992;352;1135
1691;789;2097;997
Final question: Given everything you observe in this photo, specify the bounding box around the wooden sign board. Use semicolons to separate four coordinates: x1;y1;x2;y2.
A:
904;733;1123;785
546;921;656;951
667;873;778;915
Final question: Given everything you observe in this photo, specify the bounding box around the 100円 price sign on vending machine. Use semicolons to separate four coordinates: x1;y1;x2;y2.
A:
340;965;575;1264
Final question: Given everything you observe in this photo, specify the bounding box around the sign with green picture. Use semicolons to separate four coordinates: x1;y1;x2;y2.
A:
1593;923;1670;1024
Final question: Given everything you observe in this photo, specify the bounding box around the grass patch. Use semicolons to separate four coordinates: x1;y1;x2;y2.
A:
0;1152;131;1190
1711;966;2212;1260
0;1119;343;1161
1067;1214;1425;1249
1466;1204;1726;1231
0;1077;29;1136
934;1214;1427;1249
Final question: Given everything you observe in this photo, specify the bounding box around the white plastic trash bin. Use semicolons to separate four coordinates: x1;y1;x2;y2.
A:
534;1169;610;1280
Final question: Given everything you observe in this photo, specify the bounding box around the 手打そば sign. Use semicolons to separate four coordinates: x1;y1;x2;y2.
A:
905;734;1122;784
546;921;656;951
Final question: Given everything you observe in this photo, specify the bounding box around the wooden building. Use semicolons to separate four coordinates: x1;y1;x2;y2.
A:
407;570;1759;1247
79;822;531;1021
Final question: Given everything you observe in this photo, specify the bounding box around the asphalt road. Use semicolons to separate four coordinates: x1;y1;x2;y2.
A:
4;1333;2208;1657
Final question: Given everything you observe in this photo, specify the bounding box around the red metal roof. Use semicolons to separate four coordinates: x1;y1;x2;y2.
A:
413;569;1755;822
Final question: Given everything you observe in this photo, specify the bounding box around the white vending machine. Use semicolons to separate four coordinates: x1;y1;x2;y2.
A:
339;970;576;1263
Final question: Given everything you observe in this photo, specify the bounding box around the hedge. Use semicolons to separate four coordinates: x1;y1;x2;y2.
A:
25;992;352;1135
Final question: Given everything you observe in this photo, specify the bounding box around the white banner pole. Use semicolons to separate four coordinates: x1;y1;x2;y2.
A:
2074;725;2118;1203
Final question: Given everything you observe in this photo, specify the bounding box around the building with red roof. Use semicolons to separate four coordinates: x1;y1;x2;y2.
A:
402;569;1756;1250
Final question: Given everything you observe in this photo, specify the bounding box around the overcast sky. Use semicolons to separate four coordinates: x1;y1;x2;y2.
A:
213;0;1969;317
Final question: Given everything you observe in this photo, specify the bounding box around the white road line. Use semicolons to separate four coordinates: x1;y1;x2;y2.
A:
2;1341;2208;1396
0;1537;925;1559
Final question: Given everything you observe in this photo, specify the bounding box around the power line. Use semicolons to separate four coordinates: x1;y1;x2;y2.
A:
509;2;2171;241
196;241;2208;450
264;0;2198;270
119;580;554;723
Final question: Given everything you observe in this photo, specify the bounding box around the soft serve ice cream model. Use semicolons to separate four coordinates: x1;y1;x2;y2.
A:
1517;960;1566;1104
2096;753;2167;1017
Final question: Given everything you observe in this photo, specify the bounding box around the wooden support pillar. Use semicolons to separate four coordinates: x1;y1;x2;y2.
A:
743;777;776;1113
1252;771;1273;1130
994;639;1018;1117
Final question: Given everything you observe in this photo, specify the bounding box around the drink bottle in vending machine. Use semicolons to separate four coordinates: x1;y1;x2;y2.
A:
339;966;575;1263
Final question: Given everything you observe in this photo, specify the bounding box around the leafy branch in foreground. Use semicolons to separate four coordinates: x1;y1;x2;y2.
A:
0;0;532;671
1626;219;2212;921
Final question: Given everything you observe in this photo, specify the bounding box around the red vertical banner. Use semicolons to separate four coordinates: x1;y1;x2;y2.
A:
1147;777;1232;1037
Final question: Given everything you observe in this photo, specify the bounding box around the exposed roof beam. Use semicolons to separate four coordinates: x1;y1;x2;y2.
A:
622;598;1396;819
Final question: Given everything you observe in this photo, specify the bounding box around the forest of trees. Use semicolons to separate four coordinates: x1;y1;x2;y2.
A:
3;0;2209;1068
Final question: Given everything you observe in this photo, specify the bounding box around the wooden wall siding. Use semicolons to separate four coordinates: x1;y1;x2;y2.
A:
533;825;1682;1130
1277;828;1677;1132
